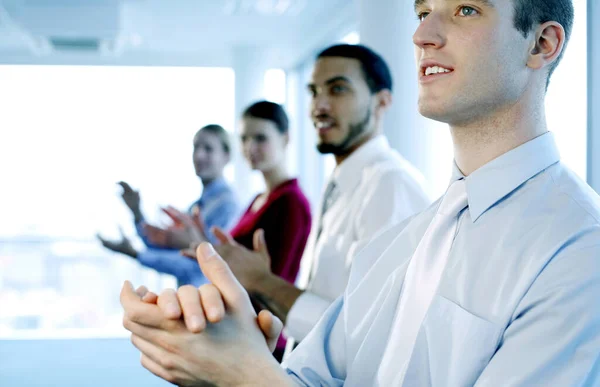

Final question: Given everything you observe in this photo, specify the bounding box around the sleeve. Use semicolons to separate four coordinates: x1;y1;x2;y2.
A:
135;220;154;248
203;195;240;243
474;240;600;386
283;296;347;386
261;193;312;284
137;249;208;287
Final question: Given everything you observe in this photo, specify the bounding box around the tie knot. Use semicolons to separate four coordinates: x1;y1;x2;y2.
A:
438;179;468;217
322;180;338;215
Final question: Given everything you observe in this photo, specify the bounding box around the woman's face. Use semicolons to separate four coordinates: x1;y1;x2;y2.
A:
240;116;287;172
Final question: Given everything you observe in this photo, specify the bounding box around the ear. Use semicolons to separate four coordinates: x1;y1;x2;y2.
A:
282;132;290;147
527;21;566;71
374;89;393;117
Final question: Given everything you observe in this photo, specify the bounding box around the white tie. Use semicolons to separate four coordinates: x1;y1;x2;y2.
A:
378;178;468;385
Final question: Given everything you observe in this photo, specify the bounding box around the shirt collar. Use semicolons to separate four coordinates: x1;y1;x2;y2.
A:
201;177;230;201
450;132;560;222
333;135;391;193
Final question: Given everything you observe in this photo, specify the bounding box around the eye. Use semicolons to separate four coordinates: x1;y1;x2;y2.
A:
458;6;478;17
331;84;347;94
417;11;430;22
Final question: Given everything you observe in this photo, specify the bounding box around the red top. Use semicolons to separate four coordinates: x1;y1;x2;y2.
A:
230;178;311;354
230;178;312;284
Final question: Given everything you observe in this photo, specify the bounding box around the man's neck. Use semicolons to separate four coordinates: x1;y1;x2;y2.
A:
450;100;548;176
334;130;380;166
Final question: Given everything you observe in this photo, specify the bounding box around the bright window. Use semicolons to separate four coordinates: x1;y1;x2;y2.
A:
0;65;235;338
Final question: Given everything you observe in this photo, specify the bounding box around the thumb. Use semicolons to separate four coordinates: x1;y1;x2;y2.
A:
161;206;183;226
252;229;268;255
117;181;132;193
196;243;252;312
257;309;283;353
192;206;206;233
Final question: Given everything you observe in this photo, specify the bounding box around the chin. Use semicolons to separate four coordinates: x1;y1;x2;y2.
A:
418;101;454;124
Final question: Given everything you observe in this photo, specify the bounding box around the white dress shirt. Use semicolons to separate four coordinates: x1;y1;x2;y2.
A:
285;135;431;341
284;133;600;386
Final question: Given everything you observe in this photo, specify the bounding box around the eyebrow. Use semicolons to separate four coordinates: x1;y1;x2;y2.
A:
414;0;495;12
307;75;353;90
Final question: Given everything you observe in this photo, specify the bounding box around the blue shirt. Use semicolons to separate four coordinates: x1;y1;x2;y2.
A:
284;133;600;386
136;177;239;287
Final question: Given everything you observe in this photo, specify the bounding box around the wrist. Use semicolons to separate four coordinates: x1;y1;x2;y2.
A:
246;270;272;294
132;208;144;223
127;249;139;259
234;353;292;387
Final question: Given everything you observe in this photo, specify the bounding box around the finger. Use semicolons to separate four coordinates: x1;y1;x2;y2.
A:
257;310;283;352
118;226;127;239
142;291;158;304
192;206;206;233
161;206;184;227
117;181;133;193
212;226;235;244
195;243;251;312
176;285;206;333
252;229;268;255
136;285;149;298
120;281;170;328
180;247;196;259
136;286;159;304
140;354;176;385
157;289;182;320
199;284;225;324
131;335;176;377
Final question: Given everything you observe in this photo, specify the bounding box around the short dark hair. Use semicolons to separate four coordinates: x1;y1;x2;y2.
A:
196;124;231;154
242;101;289;134
512;0;574;85
317;44;393;94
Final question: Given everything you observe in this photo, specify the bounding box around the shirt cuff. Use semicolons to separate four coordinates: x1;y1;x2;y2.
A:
285;292;332;341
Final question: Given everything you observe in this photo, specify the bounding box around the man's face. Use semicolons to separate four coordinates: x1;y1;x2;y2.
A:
413;0;531;126
192;131;229;181
308;57;375;155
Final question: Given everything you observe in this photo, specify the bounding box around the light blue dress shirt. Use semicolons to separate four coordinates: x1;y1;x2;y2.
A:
284;133;600;386
136;177;239;287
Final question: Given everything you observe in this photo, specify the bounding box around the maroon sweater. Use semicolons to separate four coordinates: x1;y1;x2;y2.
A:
230;178;312;284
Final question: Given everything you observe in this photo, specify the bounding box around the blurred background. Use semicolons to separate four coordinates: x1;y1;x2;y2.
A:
0;0;595;385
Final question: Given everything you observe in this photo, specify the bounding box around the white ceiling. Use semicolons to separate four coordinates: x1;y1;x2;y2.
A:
0;0;359;69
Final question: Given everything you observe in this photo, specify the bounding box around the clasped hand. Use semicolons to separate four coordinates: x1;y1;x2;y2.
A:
120;243;288;386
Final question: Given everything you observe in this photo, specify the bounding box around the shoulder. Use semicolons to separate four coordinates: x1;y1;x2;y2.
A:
361;149;430;196
547;163;600;225
270;180;311;210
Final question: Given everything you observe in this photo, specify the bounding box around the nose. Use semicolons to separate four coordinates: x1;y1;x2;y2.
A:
194;148;206;161
413;11;446;50
243;138;256;155
311;93;331;117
